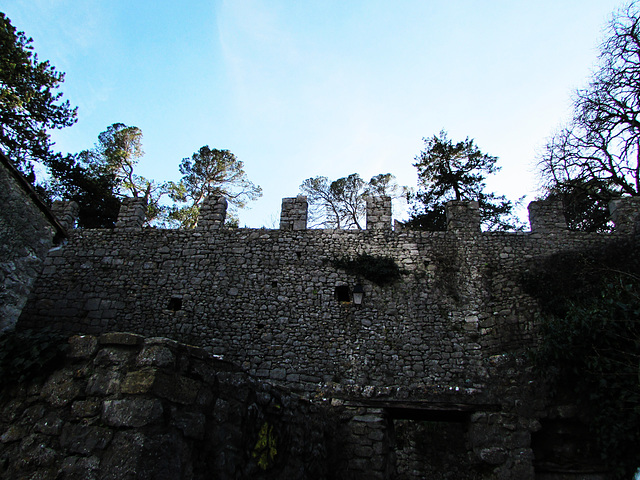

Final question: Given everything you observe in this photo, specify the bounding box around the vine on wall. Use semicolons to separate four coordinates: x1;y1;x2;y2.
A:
333;253;401;286
522;239;640;479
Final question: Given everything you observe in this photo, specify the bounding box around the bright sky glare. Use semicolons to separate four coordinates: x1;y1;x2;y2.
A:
2;0;624;227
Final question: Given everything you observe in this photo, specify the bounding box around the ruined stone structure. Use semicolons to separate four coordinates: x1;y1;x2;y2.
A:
3;153;639;478
0;153;68;332
0;332;332;479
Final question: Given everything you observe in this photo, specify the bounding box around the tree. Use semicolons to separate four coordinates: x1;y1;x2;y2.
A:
539;2;640;230
48;123;165;228
94;123;151;198
407;131;521;231
46;151;120;228
0;13;77;179
300;173;406;229
542;178;615;232
168;146;262;228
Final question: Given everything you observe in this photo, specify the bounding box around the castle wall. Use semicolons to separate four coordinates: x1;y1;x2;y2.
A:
0;154;65;332
18;210;623;399
14;195;639;479
0;332;333;480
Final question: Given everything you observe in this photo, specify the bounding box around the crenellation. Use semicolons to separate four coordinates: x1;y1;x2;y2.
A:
279;195;308;230
5;165;639;479
528;199;567;232
196;195;227;230
365;196;392;230
609;196;640;234
446;200;480;232
114;197;147;231
51;200;79;232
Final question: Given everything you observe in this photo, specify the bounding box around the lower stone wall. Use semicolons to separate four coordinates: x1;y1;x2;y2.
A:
0;331;609;480
0;158;58;332
0;332;333;480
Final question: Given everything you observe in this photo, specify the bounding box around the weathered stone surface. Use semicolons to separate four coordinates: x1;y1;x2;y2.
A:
60;423;112;454
0;154;64;332
102;398;163;427
99;332;144;346
6;182;636;478
86;370;122;396
41;370;81;407
60;455;100;480
121;368;158;394
170;410;206;440
34;413;63;435
68;335;99;359
136;344;175;367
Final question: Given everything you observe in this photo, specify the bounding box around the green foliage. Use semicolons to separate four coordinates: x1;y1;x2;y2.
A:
334;253;401;286
541;178;615;233
51;123;169;227
523;239;640;478
300;173;407;229
46;151;121;228
408;130;522;231
168;146;262;228
0;328;68;384
0;13;77;180
252;421;277;470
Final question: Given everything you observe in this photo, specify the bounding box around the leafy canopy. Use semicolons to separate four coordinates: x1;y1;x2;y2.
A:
0;13;77;179
300;173;406;229
48;123;165;228
168;146;262;228
407;131;521;231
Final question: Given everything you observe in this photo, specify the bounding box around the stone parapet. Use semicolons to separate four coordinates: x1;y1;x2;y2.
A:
609;196;640;234
280;195;308;230
365;196;392;230
114;197;147;231
196;195;227;230
51;200;79;232
446;200;480;233
528;200;567;233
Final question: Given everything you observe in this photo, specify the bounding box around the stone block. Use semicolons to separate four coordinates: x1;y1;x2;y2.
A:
98;332;144;346
102;398;163;427
171;409;206;440
41;370;81;407
121;368;158;394
86;370;122;396
34;412;64;435
136;344;176;367
60;423;113;455
60;455;100;480
71;399;101;419
67;335;98;359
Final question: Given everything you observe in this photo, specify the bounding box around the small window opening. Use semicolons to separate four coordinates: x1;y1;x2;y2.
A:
271;281;278;288
335;285;351;302
167;297;182;311
296;251;302;259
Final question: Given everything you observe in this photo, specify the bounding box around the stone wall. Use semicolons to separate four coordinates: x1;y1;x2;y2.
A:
0;154;65;332
19;199;631;396
14;194;639;479
0;332;333;480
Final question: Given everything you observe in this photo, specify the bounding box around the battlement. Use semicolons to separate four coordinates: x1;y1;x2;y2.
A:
107;192;640;235
12;190;640;480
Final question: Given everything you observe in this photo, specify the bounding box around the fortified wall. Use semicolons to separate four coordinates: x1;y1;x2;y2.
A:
0;153;71;332
9;183;640;479
18;195;640;394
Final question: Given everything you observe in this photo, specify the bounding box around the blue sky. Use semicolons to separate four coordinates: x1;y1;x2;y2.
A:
2;0;624;227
